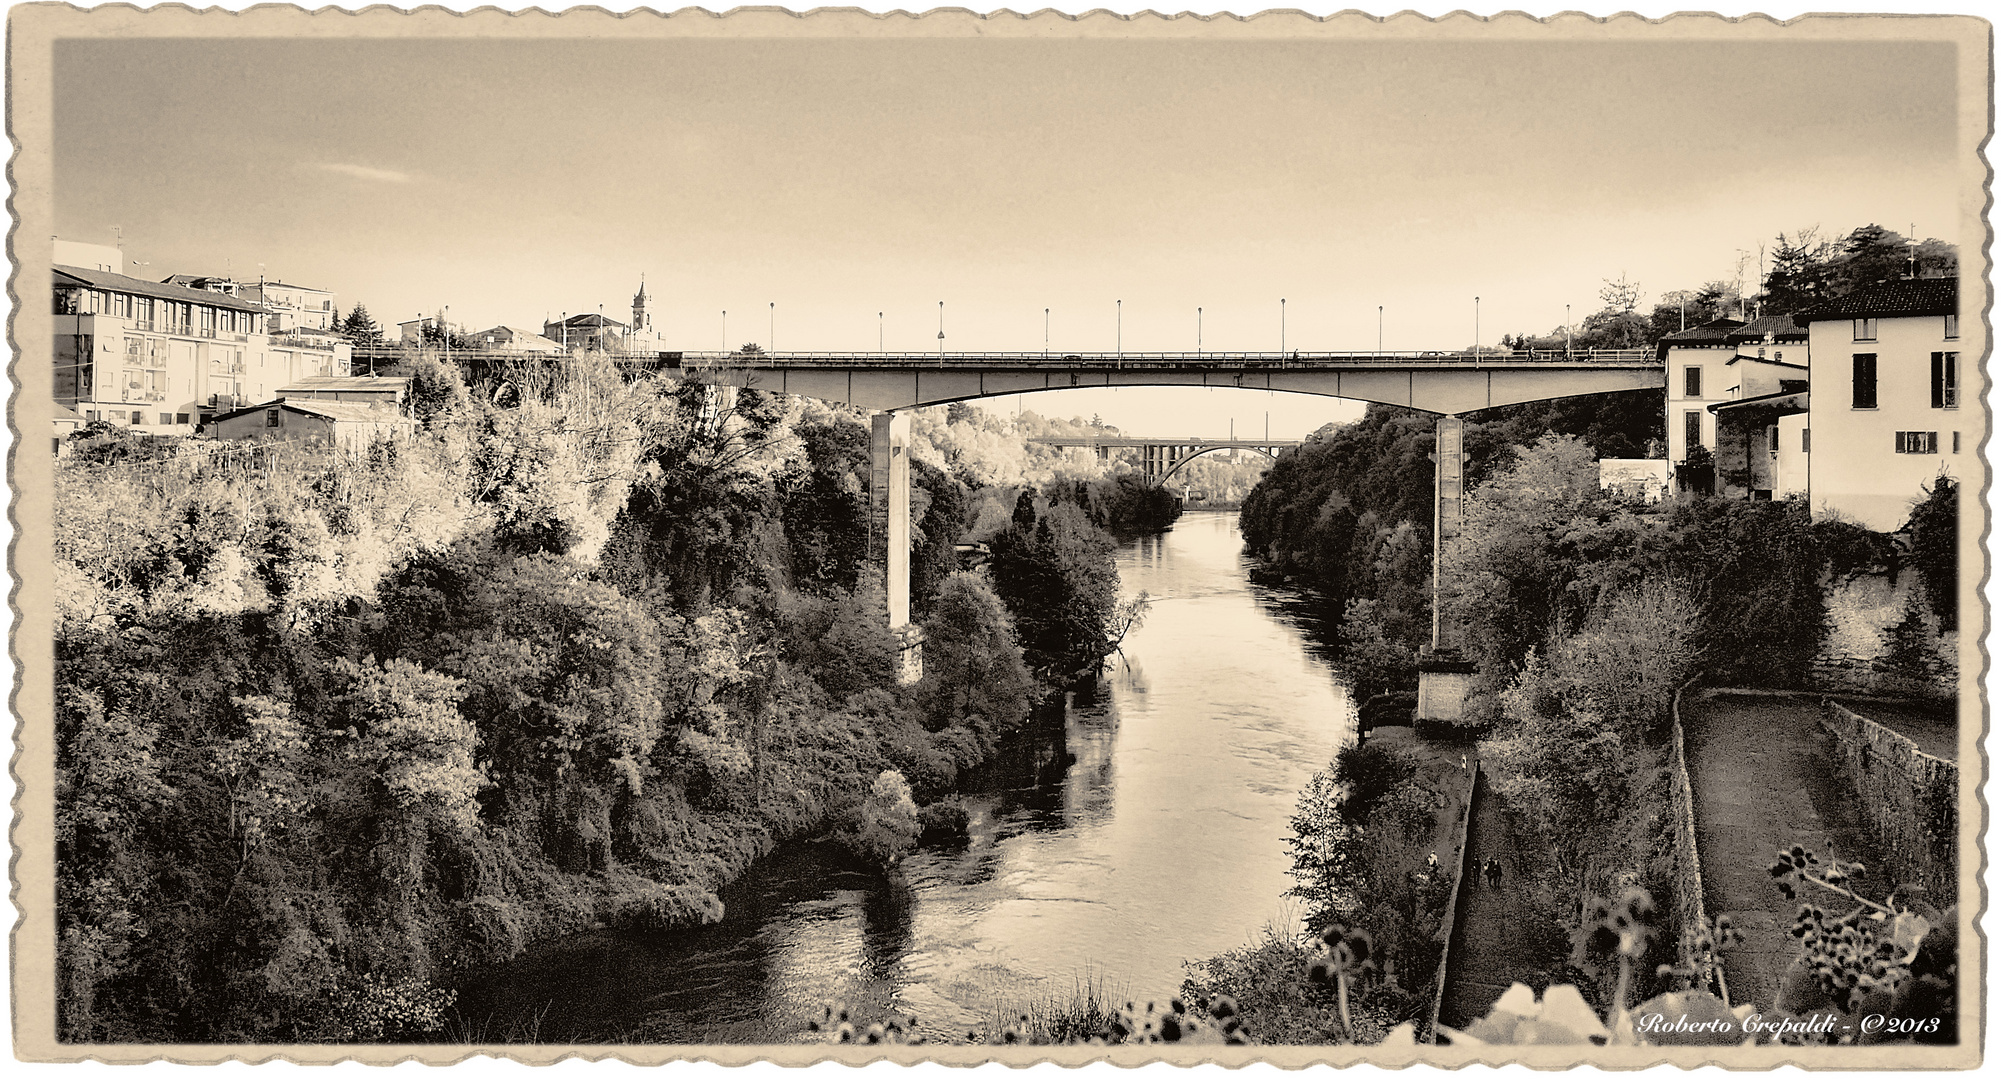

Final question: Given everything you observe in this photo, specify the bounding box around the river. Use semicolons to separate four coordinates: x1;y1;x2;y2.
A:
457;509;1355;1043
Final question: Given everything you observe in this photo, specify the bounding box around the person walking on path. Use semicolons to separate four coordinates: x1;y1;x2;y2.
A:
1484;857;1503;889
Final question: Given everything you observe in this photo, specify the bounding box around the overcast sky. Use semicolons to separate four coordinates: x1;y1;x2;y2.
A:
53;33;1963;437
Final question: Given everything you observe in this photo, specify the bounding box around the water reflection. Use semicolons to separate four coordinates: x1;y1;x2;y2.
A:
461;511;1354;1044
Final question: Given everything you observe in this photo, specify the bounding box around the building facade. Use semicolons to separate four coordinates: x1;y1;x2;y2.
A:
210;399;415;450
240;280;338;331
1658;317;1744;470
54;264;353;435
1798;278;1969;531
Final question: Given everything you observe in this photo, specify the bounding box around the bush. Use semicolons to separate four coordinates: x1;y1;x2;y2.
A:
916;798;972;847
1330;741;1418;825
835;770;921;866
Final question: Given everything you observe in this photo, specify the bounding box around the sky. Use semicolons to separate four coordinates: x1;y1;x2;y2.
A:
52;30;1965;438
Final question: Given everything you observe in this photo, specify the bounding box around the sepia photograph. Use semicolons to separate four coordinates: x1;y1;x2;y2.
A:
6;3;1987;1067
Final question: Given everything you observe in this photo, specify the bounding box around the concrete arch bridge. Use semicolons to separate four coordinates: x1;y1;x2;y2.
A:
1026;436;1301;484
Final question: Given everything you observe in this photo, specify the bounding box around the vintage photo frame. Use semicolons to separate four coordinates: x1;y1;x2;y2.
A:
7;4;1989;1067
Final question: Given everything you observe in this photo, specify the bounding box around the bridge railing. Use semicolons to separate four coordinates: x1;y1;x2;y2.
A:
669;348;1656;366
348;346;1659;368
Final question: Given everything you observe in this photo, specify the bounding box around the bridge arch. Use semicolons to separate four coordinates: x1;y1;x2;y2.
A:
1156;443;1283;486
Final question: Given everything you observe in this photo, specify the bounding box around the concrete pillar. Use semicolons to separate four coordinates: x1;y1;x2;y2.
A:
1417;414;1476;721
870;411;924;684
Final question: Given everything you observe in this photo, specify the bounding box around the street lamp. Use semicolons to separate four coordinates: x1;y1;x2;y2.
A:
1473;296;1480;356
1045;308;1050;357
1565;303;1572;354
879;311;884;353
1280;298;1286;354
1116;299;1122;357
937;300;945;358
769;302;775;352
1378;305;1383;354
1197;306;1203;355
721;310;727;353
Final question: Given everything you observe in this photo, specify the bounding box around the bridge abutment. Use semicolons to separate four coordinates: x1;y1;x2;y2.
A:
870;411;924;685
1417;414;1474;722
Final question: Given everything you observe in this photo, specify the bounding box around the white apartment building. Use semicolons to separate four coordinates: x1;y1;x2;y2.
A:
1798;277;1970;531
54;264;352;435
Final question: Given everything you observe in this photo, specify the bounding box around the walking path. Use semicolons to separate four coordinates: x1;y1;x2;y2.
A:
1436;766;1573;1031
1680;692;1890;1012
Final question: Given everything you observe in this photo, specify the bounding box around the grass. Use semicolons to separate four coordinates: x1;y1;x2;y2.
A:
984;968;1132;1044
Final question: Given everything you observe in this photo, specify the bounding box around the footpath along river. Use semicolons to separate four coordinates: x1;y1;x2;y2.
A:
458;510;1356;1043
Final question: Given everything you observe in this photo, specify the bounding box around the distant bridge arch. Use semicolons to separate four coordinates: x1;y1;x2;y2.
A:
1027;435;1296;484
1157;443;1283;486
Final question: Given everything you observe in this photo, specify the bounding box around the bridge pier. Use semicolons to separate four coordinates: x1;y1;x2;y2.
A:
1416;414;1476;721
870;411;925;685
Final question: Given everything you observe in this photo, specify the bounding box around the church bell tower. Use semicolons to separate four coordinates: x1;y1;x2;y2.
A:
631;277;650;334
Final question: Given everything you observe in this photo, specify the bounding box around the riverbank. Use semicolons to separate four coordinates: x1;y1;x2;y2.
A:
450;511;1356;1044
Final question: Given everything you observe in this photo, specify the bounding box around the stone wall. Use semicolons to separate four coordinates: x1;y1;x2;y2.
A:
1667;685;1728;1003
1428;762;1482;1044
1819;700;1957;899
1811;570;1956;696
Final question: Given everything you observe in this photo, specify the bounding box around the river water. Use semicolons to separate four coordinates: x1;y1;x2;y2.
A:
458;510;1355;1043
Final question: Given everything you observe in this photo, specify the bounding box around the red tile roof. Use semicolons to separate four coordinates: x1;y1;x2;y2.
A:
1793;278;1957;323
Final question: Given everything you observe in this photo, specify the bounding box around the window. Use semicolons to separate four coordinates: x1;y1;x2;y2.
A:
1952;431;1961;454
108;410;126;422
1854;318;1878;342
1852;353;1878;408
128;412;143;426
1768;426;1781;452
1931;351;1959;408
1684;410;1703;450
265;408;281;428
1802;428;1811;453
124;337;142;357
85;410;100;422
1894;431;1939;454
1945;313;1959;339
159;412;174;426
175;413;190;426
1683;365;1703;397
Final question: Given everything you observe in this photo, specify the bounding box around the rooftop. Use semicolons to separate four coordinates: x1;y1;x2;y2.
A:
55;265;270;314
1724;315;1809;344
1794;277;1957;323
217;399;407;425
279;376;410;393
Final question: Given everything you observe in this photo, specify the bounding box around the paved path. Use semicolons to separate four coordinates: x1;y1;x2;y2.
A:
1436;767;1573;1031
1681;693;1891;1012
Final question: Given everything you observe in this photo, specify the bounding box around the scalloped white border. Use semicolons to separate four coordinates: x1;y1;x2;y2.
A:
4;2;1992;1071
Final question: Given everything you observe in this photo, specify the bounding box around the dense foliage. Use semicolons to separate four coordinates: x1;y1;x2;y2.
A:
53;365;1157;1043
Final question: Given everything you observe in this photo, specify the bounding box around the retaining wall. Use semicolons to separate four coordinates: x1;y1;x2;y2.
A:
1427;761;1481;1044
1666;684;1728;1004
1819;700;1957;899
1812;571;1956;696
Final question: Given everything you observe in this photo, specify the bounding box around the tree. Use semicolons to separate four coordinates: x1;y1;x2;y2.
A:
339;303;385;345
1599;274;1643;315
919;571;1036;752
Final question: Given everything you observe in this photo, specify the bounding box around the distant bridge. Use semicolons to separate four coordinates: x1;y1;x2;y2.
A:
1027;435;1302;482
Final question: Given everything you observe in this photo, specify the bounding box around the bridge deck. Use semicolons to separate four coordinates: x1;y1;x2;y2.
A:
666;348;1653;369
